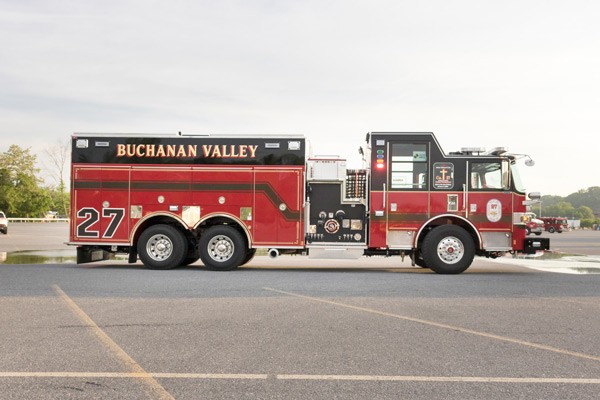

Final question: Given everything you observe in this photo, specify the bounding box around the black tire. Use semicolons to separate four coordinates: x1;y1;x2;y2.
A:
548;227;556;233
199;226;246;271
526;228;531;235
534;232;542;236
240;248;256;266
421;225;475;274
414;252;429;268
137;225;188;270
1;228;6;235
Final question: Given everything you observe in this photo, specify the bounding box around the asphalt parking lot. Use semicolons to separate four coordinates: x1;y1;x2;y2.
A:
1;224;599;399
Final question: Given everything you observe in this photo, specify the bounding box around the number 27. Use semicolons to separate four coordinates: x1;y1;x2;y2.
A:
77;207;125;238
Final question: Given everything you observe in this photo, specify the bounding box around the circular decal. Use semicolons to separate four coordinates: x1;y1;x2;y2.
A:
324;219;340;234
486;199;502;222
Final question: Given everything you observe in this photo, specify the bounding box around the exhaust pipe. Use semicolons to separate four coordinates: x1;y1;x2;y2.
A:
268;248;279;259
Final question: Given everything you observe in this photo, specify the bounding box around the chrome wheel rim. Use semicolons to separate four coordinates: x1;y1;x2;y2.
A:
146;234;173;261
436;236;464;264
207;235;234;262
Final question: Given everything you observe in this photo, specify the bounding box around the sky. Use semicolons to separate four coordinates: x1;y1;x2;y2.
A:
1;0;599;196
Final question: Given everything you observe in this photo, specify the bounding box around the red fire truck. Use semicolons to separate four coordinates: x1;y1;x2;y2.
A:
69;132;549;274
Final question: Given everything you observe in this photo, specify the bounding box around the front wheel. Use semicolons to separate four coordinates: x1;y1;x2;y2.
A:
421;225;475;274
199;226;246;271
240;248;256;266
137;225;188;270
548;227;556;233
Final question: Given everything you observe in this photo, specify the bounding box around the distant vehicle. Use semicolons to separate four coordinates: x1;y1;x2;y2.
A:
540;217;568;233
525;213;544;236
0;211;7;234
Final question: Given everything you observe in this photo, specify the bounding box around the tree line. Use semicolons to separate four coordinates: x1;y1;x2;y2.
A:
0;144;69;218
538;187;600;228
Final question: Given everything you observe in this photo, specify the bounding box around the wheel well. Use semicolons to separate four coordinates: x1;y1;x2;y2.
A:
417;216;481;252
132;215;192;248
197;216;251;248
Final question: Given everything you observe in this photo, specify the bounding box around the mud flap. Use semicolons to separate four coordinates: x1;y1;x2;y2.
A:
76;247;113;264
523;238;550;254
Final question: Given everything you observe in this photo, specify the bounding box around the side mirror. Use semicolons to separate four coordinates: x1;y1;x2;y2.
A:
358;147;364;156
528;192;541;200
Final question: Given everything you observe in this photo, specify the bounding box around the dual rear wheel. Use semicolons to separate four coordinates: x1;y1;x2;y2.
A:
137;224;250;271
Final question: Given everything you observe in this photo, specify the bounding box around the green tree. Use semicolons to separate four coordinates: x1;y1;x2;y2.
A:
575;205;594;220
542;201;574;218
0;145;52;217
566;187;600;214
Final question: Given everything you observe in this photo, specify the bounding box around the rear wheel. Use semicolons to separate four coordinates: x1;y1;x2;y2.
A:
137;225;188;270
199;225;246;271
421;225;475;274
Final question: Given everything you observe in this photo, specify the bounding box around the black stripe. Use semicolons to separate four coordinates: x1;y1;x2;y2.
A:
74;180;301;220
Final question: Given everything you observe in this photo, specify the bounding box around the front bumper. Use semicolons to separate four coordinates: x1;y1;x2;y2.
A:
523;237;550;254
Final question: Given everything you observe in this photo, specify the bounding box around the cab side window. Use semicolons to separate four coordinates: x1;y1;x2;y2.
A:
390;143;428;190
470;162;502;190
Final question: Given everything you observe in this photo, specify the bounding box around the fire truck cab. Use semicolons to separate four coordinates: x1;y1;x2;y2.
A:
69;132;549;274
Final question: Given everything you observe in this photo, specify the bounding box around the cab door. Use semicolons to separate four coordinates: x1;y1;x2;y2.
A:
385;141;430;249
466;160;514;251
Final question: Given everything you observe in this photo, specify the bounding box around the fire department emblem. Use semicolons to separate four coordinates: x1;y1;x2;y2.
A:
486;199;502;223
324;219;340;234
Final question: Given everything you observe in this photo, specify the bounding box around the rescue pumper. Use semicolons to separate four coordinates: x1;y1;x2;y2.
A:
69;132;549;274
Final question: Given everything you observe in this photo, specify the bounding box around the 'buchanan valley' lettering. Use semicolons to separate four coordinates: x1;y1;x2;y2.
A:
116;144;258;158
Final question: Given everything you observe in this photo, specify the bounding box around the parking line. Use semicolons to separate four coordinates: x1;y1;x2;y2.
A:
0;371;598;385
52;285;175;400
0;372;268;379
277;374;600;384
263;287;600;363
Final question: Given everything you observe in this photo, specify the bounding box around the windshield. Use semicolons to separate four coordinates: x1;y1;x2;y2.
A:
510;162;526;194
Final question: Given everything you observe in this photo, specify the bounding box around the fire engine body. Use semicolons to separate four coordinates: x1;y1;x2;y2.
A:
69;132;549;274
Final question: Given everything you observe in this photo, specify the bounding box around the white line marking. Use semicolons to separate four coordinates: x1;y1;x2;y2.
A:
0;372;598;384
263;287;600;363
278;374;600;384
0;372;268;379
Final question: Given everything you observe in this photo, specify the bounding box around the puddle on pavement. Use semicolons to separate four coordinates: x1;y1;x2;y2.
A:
491;251;600;274
0;250;77;264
